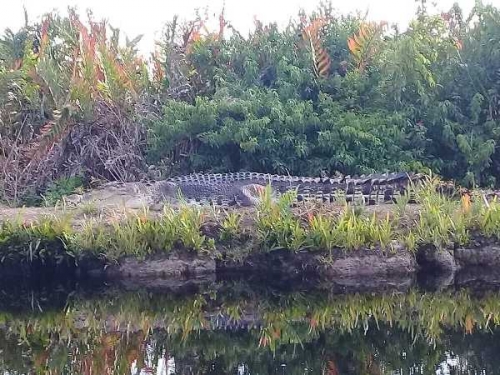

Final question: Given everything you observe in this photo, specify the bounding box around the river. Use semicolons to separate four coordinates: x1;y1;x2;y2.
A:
0;273;499;374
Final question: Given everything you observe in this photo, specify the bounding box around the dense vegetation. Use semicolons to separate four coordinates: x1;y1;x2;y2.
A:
3;1;500;205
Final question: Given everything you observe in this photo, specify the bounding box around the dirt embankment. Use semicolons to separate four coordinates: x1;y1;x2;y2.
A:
2;202;500;288
97;240;500;291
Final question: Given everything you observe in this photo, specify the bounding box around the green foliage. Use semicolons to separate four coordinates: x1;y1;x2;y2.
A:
255;185;307;251
220;211;243;242
6;2;500;200
73;206;211;259
148;90;422;175
478;198;500;239
308;208;394;251
307;214;336;251
0;213;74;263
166;205;208;251
41;176;84;206
0;8;148;205
144;2;500;187
411;176;477;248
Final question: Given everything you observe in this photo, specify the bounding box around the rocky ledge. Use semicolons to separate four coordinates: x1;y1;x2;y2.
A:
97;240;500;287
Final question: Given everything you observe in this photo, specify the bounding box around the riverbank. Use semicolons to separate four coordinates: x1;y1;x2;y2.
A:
2;180;500;282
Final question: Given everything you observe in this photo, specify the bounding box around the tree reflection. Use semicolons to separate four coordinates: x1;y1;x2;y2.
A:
0;285;499;374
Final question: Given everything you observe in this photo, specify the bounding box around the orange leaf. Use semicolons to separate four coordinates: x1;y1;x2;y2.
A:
347;37;357;53
39;17;51;58
307;212;314;224
259;335;268;347
465;315;474;334
272;328;281;339
461;193;471;213
301;18;331;78
326;360;340;375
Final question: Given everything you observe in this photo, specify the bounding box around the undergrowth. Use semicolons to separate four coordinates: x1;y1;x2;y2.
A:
73;205;212;260
0;213;75;263
41;176;86;207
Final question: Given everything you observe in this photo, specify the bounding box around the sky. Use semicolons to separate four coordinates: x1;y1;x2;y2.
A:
0;0;498;55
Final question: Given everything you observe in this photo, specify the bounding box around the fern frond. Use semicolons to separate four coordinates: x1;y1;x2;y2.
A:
347;22;385;72
301;19;331;79
26;105;74;162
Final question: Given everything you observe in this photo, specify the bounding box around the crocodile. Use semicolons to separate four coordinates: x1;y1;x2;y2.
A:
151;171;424;207
65;171;424;209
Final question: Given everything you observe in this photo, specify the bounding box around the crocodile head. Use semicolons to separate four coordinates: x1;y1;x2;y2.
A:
153;181;181;203
240;183;272;206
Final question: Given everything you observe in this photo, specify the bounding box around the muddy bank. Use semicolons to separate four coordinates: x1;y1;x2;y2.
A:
98;245;417;281
415;237;500;273
3;249;500;299
102;252;216;279
97;240;500;290
215;244;416;276
2;238;500;289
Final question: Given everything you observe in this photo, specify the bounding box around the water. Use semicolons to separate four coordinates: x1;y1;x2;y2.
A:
0;275;500;374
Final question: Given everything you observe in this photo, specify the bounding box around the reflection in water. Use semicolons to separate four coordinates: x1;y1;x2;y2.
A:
0;279;499;374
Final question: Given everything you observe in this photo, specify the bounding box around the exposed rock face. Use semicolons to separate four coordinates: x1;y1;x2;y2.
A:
416;246;459;273
455;244;500;267
216;246;417;279
97;244;419;288
104;253;216;279
323;252;416;277
97;244;500;292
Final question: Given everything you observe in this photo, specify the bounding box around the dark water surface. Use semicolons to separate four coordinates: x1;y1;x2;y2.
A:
1;274;500;375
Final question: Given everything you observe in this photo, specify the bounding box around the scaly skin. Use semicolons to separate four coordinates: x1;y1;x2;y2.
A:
65;172;424;209
151;180;268;206
154;171;423;206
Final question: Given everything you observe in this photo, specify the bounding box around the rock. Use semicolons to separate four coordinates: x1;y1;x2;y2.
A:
416;246;458;273
105;254;216;279
218;247;418;279
455;244;500;267
323;252;417;277
64;193;83;205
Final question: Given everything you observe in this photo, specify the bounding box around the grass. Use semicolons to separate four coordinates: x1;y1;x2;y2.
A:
307;209;395;252
41;176;85;207
2;175;500;264
255;185;307;251
73;205;211;260
479;197;500;239
0;213;75;263
220;211;243;242
80;201;100;216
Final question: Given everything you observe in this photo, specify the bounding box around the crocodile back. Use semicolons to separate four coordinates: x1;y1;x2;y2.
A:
162;171;422;206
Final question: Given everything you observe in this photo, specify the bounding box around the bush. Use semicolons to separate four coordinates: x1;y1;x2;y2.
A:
146;2;500;187
4;2;500;201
